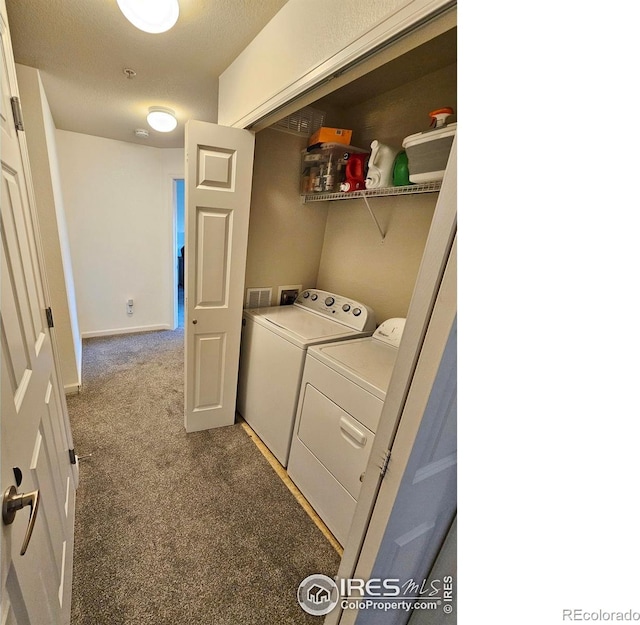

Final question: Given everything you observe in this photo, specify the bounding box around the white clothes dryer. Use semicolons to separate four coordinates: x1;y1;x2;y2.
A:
287;318;406;545
237;290;376;467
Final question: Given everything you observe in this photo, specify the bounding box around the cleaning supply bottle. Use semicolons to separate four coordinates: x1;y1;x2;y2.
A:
429;107;454;128
365;140;399;189
340;153;368;192
392;150;412;186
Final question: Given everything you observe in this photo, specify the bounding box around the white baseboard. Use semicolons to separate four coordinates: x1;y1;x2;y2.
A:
81;324;171;339
64;383;81;396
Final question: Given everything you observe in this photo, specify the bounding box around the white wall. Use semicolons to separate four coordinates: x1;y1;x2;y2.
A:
55;131;184;337
16;64;83;392
218;0;450;128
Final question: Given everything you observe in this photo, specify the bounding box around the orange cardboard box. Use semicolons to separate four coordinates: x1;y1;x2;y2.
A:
308;127;352;147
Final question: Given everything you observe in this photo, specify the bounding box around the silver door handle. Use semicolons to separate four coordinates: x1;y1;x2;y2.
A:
2;485;40;555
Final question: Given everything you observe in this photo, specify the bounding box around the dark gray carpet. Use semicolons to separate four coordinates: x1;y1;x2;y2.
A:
67;328;340;625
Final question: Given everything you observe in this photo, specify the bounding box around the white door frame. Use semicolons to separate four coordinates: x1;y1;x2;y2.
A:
168;174;184;330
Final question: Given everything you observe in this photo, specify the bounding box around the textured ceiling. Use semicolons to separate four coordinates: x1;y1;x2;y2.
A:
6;0;289;148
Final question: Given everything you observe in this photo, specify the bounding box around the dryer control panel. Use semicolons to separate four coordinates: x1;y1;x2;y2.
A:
295;289;376;332
373;318;406;348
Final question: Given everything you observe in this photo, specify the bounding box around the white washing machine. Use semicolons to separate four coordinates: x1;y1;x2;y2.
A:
237;289;376;467
287;318;406;545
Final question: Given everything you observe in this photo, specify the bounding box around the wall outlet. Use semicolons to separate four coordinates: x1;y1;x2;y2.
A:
126;299;134;315
278;284;302;306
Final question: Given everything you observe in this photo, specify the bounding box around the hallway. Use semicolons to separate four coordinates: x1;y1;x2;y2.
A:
66;328;339;624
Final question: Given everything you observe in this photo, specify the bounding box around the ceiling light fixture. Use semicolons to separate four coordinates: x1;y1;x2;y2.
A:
147;107;177;132
116;0;179;34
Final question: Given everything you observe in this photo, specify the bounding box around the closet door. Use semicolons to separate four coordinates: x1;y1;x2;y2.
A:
184;120;254;432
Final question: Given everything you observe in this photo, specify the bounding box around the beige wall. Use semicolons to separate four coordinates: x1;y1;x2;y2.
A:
245;49;456;323
245;128;328;303
342;63;457;150
317;193;437;322
316;63;456;323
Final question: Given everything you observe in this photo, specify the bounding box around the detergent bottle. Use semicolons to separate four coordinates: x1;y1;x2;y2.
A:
365;140;399;189
340;153;368;192
392;150;412;186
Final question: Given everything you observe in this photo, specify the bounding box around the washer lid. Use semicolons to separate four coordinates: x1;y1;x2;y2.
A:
309;337;400;399
246;305;368;345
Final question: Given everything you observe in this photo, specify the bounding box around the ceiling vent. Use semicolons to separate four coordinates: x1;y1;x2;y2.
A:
271;106;326;137
245;288;272;309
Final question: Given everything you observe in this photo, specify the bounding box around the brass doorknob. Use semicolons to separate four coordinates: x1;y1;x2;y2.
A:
2;485;40;555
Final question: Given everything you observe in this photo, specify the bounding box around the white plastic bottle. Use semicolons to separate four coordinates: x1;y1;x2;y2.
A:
365;140;399;189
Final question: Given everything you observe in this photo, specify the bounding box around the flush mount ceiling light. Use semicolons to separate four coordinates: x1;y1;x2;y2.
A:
147;107;178;132
117;0;179;34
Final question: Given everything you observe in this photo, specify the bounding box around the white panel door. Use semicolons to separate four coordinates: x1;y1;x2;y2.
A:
340;238;457;625
184;120;255;432
1;3;76;623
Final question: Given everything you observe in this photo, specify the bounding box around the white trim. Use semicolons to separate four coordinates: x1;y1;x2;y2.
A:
226;0;453;129
64;384;81;396
167;173;184;330
81;324;171;339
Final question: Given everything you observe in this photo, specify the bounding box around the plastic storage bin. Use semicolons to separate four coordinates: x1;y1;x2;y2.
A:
300;143;369;194
402;122;456;183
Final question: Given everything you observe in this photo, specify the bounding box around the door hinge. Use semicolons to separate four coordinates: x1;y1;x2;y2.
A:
45;307;54;328
380;449;392;478
10;97;24;131
68;449;77;465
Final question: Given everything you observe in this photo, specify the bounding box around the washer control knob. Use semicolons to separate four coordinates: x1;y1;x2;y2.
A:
342;304;351;312
325;297;335;306
353;308;362;316
311;293;318;301
303;291;310;298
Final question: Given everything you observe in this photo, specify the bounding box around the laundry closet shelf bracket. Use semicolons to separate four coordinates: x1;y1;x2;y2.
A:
299;181;443;243
361;192;386;242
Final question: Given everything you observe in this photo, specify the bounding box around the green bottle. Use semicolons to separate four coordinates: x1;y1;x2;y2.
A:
392;150;412;186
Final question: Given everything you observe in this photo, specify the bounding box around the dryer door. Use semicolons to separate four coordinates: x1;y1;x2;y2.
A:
297;384;378;500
